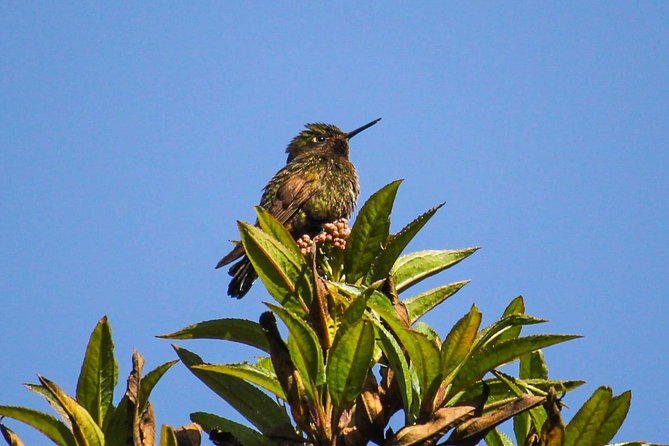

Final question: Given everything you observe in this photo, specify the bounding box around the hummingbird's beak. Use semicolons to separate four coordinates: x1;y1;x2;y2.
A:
346;118;382;140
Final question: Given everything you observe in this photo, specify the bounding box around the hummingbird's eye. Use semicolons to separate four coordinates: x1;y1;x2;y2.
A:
313;135;326;143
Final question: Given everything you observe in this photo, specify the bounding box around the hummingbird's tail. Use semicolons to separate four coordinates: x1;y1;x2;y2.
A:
227;256;257;299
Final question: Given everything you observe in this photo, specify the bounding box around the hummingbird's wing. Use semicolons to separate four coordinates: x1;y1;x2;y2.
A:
216;168;320;270
264;169;321;231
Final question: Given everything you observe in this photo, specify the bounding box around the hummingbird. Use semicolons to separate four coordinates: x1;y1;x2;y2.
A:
216;118;381;298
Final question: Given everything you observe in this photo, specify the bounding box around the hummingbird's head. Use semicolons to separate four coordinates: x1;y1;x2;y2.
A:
285;118;381;163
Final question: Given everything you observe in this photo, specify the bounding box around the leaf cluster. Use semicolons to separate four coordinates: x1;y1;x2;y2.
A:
0;317;194;446
162;181;644;446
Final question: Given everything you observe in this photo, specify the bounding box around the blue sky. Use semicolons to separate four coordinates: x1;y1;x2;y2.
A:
2;3;668;444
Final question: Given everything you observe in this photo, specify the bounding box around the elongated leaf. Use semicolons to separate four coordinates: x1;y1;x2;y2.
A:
564;386;619;446
344;179;402;283
368;294;441;409
38;376;104;446
0;406;76;446
160;425;178;446
392;247;479;293
76;316;118;427
475;314;547;351
450;334;580;396
495;296;526;344
0;422;26;446
373;320;413;418
520;350;548;380
404;281;470;324
441;305;482;380
239;222;312;314
484;428;515;446
594;390;631;446
457;378;585;405
255;206;303;259
327;319;375;415
158;318;269;353
493;370;546;431
139;360;179;412
266;303;324;400
194;363;285;400
513;411;531;446
24;384;71;428
173;345;291;436
366;203;444;284
190;412;273;446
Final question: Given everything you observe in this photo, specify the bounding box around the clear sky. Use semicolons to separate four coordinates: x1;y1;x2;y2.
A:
2;3;668;444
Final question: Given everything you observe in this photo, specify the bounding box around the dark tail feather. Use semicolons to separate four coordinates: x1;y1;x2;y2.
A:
227;256;257;299
216;242;245;269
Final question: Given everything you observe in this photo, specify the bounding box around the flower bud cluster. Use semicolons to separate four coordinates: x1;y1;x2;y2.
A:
296;218;352;255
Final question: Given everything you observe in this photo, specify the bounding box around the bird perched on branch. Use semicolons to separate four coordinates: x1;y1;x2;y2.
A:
216;118;381;298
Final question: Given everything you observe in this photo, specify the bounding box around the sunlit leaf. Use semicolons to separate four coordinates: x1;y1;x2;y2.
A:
266;303;324;401
158;318;269;353
366;203;444;284
451;334;580;396
194;363;285;400
239;222;312;314
441;305;482;382
38;376;104;446
392;247;479;293
0;406;75;446
173;345;291;436
255;206;303;259
76;316;118;427
327;319;375;415
404;280;469;324
495;296;526;344
159;425;178;446
344;179;402;283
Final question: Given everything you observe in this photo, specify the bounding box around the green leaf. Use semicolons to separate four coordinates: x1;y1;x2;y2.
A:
441;305;482;382
451;334;581;396
368;293;441;410
158;318;269;353
38;376;104;446
475;314;547;351
457;378;585;405
266;303;324;400
493;370;546;432
139;360;179;412
484;428;515;446
327;319;375;415
159;425;178;446
565;386;630;446
392;247;479;293
255;206;303;259
520;350;548;380
594;390;631;446
0;406;76;446
565;386;613;446
495;296;526;344
413;322;441;344
24;384;70;428
190;412;273;446
513;411;531;446
366;202;444;284
344;179;402;283
75;316;118;428
373;320;413;418
239;221;312;315
194;363;285;400
404;280;470;324
173;345;291;436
